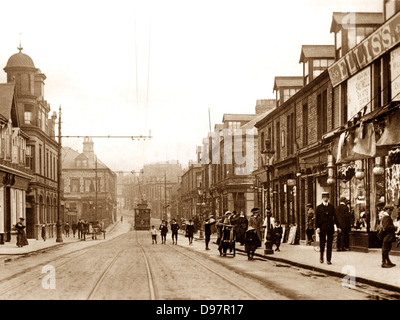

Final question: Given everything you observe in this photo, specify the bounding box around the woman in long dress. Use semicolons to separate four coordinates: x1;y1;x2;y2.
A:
15;217;29;247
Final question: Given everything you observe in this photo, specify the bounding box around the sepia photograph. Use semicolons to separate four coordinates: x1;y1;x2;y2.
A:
0;0;400;312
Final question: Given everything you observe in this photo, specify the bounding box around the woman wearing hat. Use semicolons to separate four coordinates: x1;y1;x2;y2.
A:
15;217;29;247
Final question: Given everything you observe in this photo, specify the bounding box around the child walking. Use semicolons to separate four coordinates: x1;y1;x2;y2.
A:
273;220;283;252
151;225;158;244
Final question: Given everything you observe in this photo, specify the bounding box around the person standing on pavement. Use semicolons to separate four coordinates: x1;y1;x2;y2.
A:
335;197;351;251
64;222;70;237
159;220;168;244
235;211;248;246
244;226;260;260
72;222;78;238
77;219;83;239
204;216;216;250
185;219;195;245
41;223;47;242
306;203;315;245
248;208;262;247
170;219;180;245
15;217;28;247
315;192;338;265
273;220;283;252
380;205;397;268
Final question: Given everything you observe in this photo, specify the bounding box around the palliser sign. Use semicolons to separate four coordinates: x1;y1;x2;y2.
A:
329;11;400;87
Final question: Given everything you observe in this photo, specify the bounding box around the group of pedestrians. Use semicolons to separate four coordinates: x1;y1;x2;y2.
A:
152;218;195;245
307;191;398;268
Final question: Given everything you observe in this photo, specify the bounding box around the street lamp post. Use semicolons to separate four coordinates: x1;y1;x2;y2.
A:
261;146;275;255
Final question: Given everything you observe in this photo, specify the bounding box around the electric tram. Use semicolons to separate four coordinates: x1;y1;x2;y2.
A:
134;201;151;230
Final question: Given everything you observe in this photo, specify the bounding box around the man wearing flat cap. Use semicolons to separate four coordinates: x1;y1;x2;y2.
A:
335;197;351;251
315;192;337;264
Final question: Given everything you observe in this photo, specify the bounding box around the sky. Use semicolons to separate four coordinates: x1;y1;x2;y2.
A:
0;0;383;172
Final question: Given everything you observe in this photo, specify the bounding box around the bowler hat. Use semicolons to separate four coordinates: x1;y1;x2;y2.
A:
251;208;259;213
384;204;394;210
322;192;329;197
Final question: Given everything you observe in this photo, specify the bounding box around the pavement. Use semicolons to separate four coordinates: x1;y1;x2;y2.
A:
0;220;130;257
181;232;400;294
2;220;400;295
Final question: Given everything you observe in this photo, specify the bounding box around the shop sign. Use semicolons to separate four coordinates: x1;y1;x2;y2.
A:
347;66;371;120
391;46;400;101
328;11;400;87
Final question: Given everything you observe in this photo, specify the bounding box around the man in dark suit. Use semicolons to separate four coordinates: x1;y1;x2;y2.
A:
335;197;351;251
315;192;338;265
380;205;397;268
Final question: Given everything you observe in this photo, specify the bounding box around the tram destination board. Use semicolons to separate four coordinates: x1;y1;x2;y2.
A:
134;204;151;230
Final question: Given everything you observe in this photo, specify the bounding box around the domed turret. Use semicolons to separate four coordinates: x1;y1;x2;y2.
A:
4;46;36;71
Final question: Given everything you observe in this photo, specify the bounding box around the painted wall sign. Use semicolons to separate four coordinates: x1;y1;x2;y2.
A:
347;66;371;120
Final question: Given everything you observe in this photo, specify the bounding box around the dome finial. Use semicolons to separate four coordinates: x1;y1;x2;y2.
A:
17;32;23;52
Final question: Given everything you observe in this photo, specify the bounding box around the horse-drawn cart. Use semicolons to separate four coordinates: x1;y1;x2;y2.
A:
83;221;106;240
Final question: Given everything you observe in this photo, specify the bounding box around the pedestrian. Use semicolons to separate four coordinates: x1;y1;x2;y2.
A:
244;226;260;260
335;197;351;251
306;203;315;245
204;216;216;250
235;211;248;246
230;210;239;226
41;223;46;242
121;216;123;223
273;220;283;252
77;219;83;239
72;221;78;238
64;222;70;237
379;205;397;268
185;219;195;245
315;192;338;265
223;211;232;225
170;218;180;245
14;217;28;247
151;225;158;244
248;208;262;247
215;216;224;246
159;220;168;244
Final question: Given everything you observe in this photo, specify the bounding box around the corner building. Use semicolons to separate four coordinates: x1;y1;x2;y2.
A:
3;47;59;240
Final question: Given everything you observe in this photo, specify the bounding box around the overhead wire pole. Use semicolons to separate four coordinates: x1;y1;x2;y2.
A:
56;106;63;243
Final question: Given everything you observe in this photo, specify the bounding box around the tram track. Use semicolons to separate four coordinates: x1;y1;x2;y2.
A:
0;249;90;297
166;243;265;300
135;230;158;300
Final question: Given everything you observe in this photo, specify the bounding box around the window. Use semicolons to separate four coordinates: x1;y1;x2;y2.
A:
25;145;34;170
336;30;342;59
304;60;309;85
24;112;32;124
302;103;308;146
385;0;399;20
317;90;328;139
348;27;378;50
283;88;298;102
71;179;80;192
276;122;280;160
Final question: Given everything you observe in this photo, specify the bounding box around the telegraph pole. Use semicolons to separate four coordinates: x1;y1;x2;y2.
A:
56;106;63;243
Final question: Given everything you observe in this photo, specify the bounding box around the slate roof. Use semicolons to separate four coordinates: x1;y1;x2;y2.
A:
330;12;384;33
273;76;303;91
0;84;15;123
299;45;335;63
